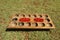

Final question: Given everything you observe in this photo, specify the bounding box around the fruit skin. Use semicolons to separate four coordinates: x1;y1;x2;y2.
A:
19;18;30;22
34;18;44;22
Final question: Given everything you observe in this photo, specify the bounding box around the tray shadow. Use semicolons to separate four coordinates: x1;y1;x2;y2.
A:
6;28;50;31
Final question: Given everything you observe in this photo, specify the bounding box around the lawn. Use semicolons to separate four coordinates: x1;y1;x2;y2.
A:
0;0;60;40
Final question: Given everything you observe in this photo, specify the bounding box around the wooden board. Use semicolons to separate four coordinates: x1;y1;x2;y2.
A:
7;14;55;29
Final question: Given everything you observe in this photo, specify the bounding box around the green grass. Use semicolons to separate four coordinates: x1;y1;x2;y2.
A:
0;0;60;40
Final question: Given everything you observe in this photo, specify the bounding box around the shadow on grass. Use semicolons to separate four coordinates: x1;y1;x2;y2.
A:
6;28;50;32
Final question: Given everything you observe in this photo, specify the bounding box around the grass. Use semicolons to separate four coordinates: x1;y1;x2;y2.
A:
0;0;60;40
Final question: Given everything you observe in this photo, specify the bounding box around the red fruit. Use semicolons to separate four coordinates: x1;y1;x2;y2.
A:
34;18;44;22
19;18;30;22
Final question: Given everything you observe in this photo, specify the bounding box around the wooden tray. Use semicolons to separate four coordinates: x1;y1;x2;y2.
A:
7;14;55;29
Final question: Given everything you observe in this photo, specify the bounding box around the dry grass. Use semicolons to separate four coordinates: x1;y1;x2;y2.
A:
0;0;60;40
